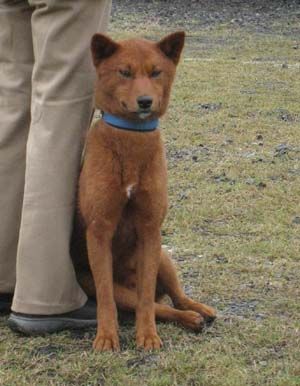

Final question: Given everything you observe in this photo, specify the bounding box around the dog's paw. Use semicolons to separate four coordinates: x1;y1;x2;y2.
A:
193;303;217;324
136;332;162;351
93;331;120;352
178;310;205;332
183;300;216;324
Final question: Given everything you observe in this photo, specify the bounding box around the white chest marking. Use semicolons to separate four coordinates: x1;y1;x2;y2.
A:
126;184;135;198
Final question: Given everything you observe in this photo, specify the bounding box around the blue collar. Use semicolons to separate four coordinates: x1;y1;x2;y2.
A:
102;112;159;132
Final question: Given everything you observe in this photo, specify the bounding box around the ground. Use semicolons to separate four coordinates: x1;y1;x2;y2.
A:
1;1;300;385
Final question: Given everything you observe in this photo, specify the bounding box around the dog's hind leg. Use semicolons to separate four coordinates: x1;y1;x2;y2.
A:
157;249;216;323
113;283;204;332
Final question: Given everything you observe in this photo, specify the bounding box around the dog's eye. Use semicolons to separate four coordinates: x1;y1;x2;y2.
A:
119;69;132;78
150;69;162;78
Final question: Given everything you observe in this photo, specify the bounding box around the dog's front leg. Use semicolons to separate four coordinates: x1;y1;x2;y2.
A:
135;226;162;350
86;226;119;351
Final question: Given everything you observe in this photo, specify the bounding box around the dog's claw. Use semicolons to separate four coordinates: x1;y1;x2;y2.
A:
93;332;120;352
188;302;217;324
136;333;162;351
201;306;217;324
204;313;217;325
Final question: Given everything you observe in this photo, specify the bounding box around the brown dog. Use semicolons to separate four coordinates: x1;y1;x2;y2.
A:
74;32;216;352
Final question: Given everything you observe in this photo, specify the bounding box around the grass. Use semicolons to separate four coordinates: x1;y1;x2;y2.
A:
1;5;300;386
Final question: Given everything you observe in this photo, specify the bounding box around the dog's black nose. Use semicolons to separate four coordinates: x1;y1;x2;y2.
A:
137;95;153;110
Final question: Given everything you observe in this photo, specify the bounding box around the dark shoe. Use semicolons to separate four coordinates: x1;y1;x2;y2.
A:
0;293;13;314
7;298;97;335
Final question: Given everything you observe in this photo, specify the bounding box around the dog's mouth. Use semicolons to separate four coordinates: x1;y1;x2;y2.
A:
137;110;152;119
120;101;159;121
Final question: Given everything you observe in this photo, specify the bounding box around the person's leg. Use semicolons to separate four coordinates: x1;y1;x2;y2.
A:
0;1;33;300
11;0;112;315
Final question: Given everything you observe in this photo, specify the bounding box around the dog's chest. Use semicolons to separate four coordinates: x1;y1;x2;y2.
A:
118;156;144;200
126;184;135;199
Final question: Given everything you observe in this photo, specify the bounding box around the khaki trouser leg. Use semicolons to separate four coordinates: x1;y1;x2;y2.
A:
11;0;112;314
0;1;33;294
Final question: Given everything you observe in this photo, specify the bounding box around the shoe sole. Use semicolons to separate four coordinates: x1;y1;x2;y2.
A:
8;314;97;336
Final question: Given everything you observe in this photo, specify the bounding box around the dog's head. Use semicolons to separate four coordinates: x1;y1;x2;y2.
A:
91;32;185;120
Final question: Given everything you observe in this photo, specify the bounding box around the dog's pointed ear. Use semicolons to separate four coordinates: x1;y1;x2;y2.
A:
157;31;185;65
91;34;119;66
